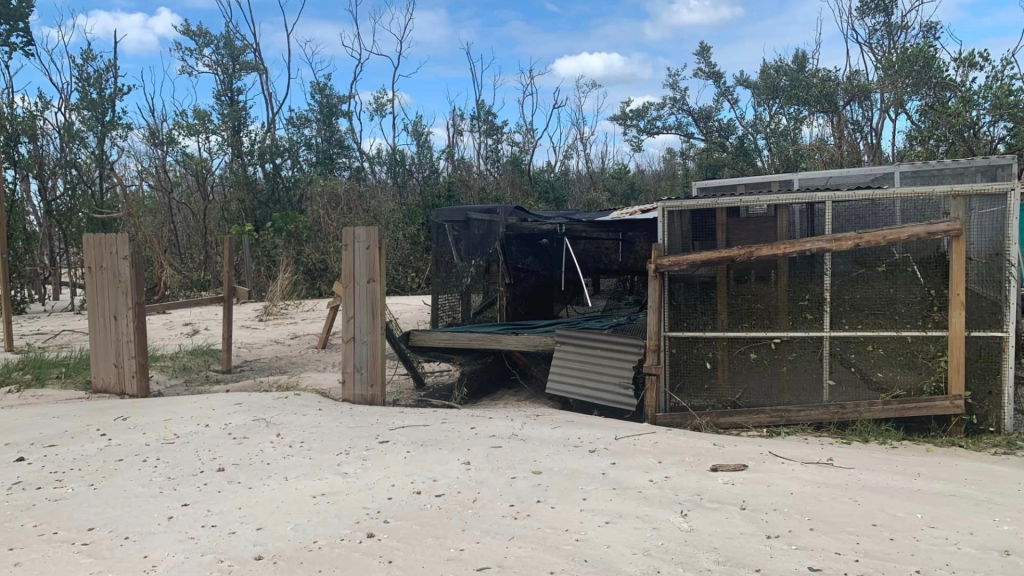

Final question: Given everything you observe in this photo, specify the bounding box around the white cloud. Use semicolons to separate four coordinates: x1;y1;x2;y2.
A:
543;2;564;14
627;95;659;109
415;8;454;44
53;7;182;54
551;52;654;85
644;0;744;39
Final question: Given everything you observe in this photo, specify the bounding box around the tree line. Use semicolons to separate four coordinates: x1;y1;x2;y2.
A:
0;0;1021;311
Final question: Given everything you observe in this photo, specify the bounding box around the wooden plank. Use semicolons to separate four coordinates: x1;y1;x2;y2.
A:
654;219;964;273
407;330;557;353
82;235;102;392
715;208;729;399
145;295;223;315
341;227;356;402
104;234;125;395
115;234;148;397
129;241;149;398
656;395;965;429
317;302;339;350
367;232;386;405
353;227;369;403
114;233;136;396
948;200;967;435
221;236;235;374
643;243;664;424
0;170;14;352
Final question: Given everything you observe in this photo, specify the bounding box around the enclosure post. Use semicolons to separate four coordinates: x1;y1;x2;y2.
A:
644;243;665;423
341;226;386;405
221;235;235;374
715;207;729;398
0;171;14;352
822;201;833;402
948;197;967;435
776;204;790;403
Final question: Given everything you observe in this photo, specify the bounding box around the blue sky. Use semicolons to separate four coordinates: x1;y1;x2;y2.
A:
27;0;1024;146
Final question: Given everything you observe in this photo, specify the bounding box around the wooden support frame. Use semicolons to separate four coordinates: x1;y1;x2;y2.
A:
776;204;790;403
145;295;223;315
948;198;967;435
643;243;664;423
653;218;963;273
221;235;235;374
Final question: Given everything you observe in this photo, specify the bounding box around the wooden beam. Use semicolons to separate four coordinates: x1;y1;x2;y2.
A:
654;219;963;273
0;164;14;352
656;395;965;429
242;235;255;300
222;236;235;374
407;330;556;353
643;243;664;424
145;295;223;315
948;201;967;435
317;302;340;350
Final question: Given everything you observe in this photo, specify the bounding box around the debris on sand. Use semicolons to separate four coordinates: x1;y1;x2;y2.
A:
710;463;747;472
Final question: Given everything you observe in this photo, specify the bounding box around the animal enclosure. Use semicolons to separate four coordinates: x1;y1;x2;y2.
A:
655;183;1020;431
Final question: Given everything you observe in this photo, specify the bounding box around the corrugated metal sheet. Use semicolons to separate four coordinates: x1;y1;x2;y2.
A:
545;329;645;410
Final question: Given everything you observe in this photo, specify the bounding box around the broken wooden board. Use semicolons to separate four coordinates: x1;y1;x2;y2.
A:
407;330;556;353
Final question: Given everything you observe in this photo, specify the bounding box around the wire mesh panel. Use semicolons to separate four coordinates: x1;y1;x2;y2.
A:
659;183;1020;431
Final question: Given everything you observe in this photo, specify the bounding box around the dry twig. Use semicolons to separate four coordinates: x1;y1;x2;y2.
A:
768;451;854;469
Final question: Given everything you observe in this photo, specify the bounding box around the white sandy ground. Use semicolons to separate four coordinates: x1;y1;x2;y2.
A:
0;292;442;404
0;392;1022;575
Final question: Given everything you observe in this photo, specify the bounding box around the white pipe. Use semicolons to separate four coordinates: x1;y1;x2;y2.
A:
564;238;592;307
663;331;1008;338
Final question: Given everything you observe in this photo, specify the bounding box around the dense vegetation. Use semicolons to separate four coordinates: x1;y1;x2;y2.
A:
0;0;1021;309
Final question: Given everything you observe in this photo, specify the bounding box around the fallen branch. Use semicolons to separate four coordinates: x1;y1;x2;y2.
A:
614;431;657;441
768;451;854;469
389;424;432;431
41;329;89;343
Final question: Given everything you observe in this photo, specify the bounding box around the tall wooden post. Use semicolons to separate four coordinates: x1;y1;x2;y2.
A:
221;235;235;373
341;226;386;405
643;244;664;423
82;233;148;397
0;161;14;352
948;198;967;435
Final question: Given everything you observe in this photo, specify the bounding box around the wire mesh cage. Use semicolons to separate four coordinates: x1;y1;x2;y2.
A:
659;183;1020;431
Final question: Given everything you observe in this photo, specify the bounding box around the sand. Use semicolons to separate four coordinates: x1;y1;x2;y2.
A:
1;293;1023;574
0;392;1021;575
1;293;440;403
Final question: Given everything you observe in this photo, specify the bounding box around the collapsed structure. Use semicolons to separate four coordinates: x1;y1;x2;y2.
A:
407;156;1022;432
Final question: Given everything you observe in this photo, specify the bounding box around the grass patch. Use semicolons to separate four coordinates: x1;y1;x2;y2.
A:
0;348;92;391
760;418;1024;454
149;343;220;376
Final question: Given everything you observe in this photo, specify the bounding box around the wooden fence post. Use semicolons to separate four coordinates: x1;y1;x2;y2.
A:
948;198;967;435
82;233;148;397
341;226;386;405
644;243;664;423
222;235;235;374
0;169;14;353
